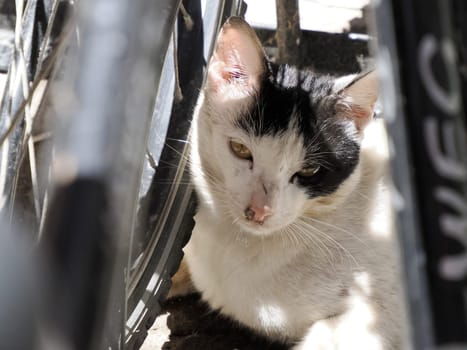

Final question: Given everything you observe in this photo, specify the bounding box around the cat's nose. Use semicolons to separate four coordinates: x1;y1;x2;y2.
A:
244;205;273;224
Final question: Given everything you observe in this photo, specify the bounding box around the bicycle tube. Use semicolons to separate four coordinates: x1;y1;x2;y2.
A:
39;0;182;349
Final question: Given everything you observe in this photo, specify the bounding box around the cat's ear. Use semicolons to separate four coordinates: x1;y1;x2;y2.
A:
335;71;378;132
206;17;266;99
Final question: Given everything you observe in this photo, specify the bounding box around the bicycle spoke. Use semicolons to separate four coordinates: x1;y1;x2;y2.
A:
27;138;41;221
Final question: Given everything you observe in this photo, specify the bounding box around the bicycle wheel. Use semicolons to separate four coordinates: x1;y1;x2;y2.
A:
125;1;247;348
0;0;72;234
0;1;246;349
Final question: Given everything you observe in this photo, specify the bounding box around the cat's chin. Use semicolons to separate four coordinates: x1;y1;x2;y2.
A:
234;219;283;237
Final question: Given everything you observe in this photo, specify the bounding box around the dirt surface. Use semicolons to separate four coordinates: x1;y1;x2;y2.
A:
141;294;290;350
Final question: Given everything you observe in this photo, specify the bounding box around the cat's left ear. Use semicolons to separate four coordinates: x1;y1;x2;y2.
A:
334;71;378;132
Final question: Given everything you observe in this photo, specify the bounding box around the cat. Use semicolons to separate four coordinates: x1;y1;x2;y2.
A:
181;16;405;350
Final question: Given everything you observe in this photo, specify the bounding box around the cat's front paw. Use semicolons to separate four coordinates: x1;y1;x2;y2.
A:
292;314;384;350
292;320;336;350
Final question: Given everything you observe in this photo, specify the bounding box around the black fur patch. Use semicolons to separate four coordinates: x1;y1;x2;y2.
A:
236;65;360;198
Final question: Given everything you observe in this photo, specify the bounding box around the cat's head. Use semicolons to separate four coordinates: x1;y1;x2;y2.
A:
192;17;377;236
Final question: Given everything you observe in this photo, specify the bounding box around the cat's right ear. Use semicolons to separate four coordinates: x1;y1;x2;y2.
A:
206;17;266;100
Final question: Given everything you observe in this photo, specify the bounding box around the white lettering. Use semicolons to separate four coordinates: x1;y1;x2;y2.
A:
425;117;467;181
419;33;467;283
436;187;467;280
419;36;460;116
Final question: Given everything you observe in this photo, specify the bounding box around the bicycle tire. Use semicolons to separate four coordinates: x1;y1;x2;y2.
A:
0;1;246;349
124;1;247;348
17;0;185;349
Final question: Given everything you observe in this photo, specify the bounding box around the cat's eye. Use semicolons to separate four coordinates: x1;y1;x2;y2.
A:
296;165;321;178
229;140;253;160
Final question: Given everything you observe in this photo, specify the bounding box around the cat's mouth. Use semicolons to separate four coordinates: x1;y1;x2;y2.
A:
237;219;274;235
234;214;289;236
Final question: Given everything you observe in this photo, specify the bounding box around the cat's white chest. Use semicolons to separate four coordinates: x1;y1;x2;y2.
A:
184;208;347;340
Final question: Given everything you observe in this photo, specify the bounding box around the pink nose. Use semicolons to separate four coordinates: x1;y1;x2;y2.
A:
244;205;273;224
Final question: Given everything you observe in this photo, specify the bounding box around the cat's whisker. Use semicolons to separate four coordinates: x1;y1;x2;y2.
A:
150;181;192;185
191;162;224;185
284;223;305;247
304;216;371;249
162;142;192;163
313;231;358;268
153;152;206;177
259;103;265;135
154;160;187;170
305;127;325;151
312;160;334;171
298;227;347;267
194;168;229;192
157;157;210;174
307;151;338;156
215;189;245;211
166;137;191;144
355;190;371;201
214;195;245;221
287;223;336;270
296;218;361;268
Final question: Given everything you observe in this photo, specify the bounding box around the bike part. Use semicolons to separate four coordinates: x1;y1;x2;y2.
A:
1;1;243;348
125;1;247;348
374;0;467;347
39;0;184;348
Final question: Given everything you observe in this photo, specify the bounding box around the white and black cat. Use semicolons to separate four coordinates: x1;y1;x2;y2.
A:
182;17;405;350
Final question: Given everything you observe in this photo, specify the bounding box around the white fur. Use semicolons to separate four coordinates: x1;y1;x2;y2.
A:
186;109;405;348
184;17;405;350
